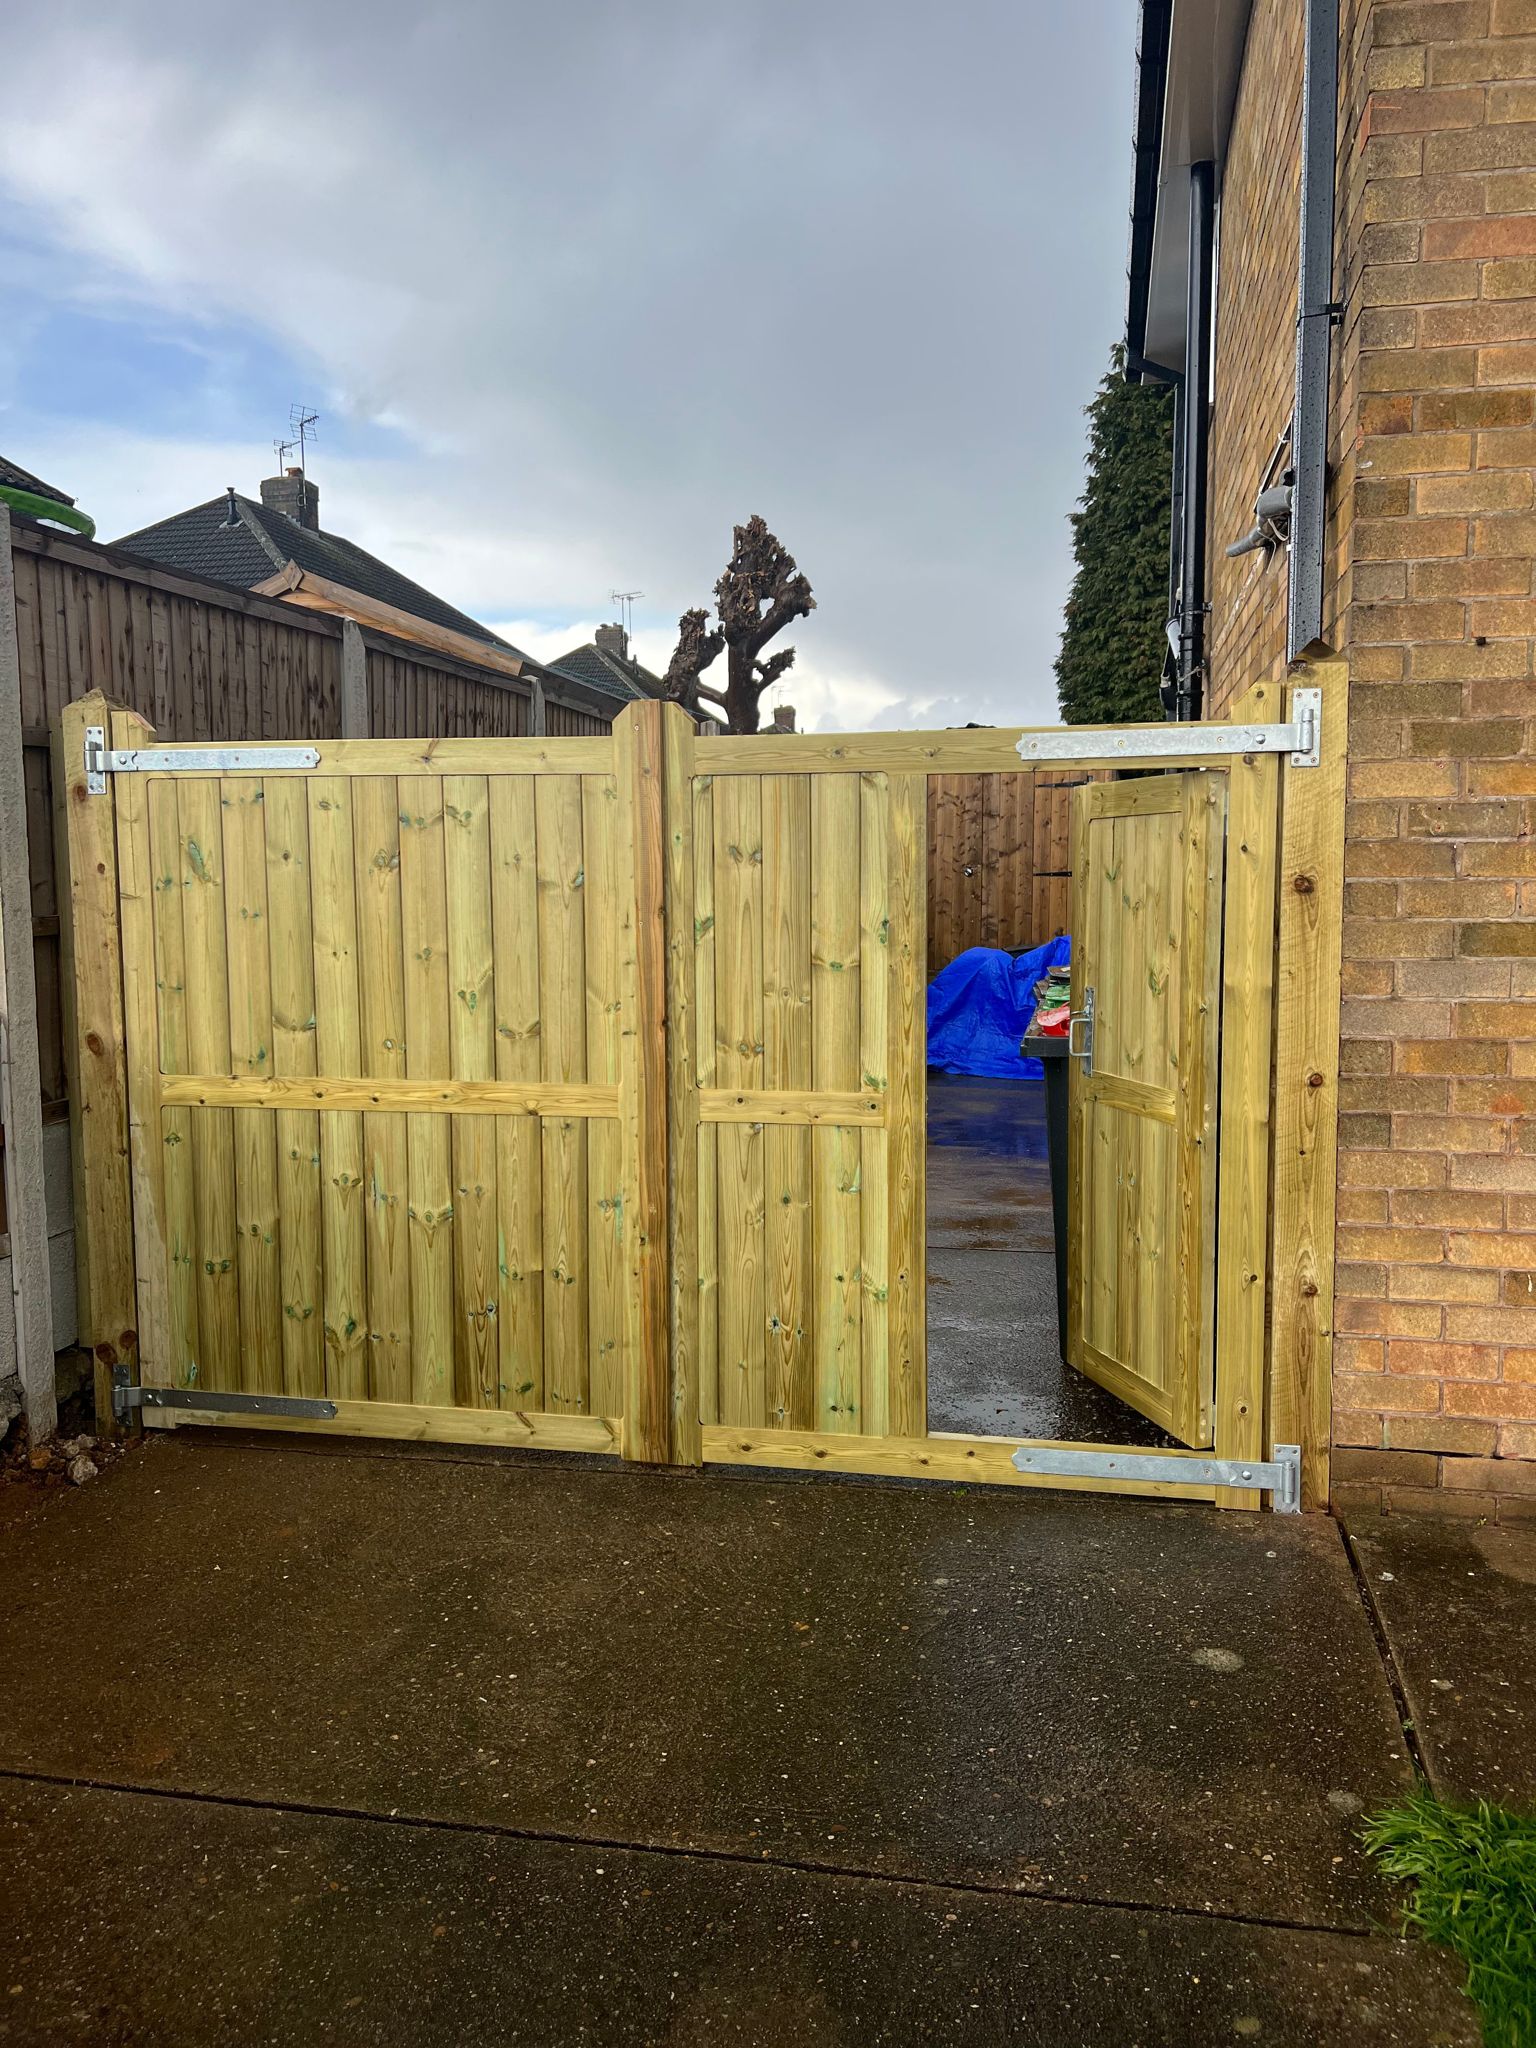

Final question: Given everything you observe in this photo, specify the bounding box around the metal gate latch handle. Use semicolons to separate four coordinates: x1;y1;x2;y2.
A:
1067;987;1095;1073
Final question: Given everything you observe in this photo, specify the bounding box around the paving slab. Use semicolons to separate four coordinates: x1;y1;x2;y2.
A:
0;1777;1477;2048
0;1437;1413;1928
1346;1512;1536;1810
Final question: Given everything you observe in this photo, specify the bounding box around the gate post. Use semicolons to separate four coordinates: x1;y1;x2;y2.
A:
616;699;676;1463
660;702;702;1466
54;692;136;1433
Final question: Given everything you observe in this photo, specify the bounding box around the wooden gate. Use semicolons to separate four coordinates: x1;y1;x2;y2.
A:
1065;775;1226;1447
95;699;669;1458
65;673;1345;1508
660;722;928;1469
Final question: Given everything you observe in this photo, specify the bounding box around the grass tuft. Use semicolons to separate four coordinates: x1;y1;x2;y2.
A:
1364;1788;1536;2048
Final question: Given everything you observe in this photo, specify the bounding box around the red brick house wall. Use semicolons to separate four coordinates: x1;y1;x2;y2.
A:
1206;0;1536;1518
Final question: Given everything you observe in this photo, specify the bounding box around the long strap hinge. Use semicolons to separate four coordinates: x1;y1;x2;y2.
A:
111;1367;337;1424
85;727;320;795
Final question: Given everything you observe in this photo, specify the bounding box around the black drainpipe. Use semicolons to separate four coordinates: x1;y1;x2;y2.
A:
1288;0;1340;660
1176;161;1215;722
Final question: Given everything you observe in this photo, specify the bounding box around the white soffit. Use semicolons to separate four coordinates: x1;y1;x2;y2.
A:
1143;0;1255;370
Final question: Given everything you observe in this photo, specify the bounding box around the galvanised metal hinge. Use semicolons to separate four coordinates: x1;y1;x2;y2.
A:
111;1366;337;1424
84;726;320;795
1016;691;1321;770
1011;1441;1303;1512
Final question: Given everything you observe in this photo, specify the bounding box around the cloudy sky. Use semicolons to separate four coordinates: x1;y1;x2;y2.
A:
1;0;1135;730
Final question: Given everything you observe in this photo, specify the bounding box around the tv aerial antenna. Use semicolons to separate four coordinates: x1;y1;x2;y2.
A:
277;404;320;477
610;588;643;641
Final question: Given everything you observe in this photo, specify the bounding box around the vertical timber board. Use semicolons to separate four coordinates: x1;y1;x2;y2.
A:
222;774;282;1394
693;770;719;1425
111;707;171;1390
399;774;454;1405
308;775;369;1399
178;775;242;1391
887;773;927;1438
352;775;411;1402
266;776;324;1398
811;776;862;1432
581;770;625;1420
617;702;672;1463
859;772;891;1435
713;771;765;1427
535;776;588;1416
1215;686;1282;1509
444;773;498;1408
1268;657;1347;1511
55;692;136;1432
762;772;812;1432
489;775;544;1411
661;705;702;1463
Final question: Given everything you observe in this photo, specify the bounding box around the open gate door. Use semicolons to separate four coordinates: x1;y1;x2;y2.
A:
1065;774;1226;1448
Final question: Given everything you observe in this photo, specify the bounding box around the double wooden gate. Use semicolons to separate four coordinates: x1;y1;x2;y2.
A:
62;671;1345;1507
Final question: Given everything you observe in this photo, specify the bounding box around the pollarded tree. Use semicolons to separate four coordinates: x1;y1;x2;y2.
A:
1055;347;1174;725
663;516;815;733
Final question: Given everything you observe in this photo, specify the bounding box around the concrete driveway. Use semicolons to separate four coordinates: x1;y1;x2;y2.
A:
0;1434;1477;2046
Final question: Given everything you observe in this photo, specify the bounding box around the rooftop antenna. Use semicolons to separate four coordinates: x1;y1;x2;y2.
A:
288;404;319;477
610;589;642;641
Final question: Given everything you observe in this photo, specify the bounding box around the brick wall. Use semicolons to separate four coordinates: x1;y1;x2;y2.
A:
1208;0;1536;1518
1206;0;1307;712
1330;0;1536;1524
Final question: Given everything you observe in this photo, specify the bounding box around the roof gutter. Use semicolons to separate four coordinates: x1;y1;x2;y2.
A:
1125;0;1176;384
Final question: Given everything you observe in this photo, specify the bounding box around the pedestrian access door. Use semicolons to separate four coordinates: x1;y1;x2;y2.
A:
1066;774;1226;1447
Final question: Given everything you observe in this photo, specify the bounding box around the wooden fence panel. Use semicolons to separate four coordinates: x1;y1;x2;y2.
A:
925;769;1093;976
8;524;615;1215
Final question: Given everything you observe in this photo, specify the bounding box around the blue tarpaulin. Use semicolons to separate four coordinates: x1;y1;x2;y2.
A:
926;937;1072;1080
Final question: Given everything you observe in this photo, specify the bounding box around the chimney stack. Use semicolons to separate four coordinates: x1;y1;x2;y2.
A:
594;622;629;659
260;466;320;531
771;704;797;733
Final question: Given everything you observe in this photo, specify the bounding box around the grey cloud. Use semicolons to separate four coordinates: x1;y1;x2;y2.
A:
2;0;1135;725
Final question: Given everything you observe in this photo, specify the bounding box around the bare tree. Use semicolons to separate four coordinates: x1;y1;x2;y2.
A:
662;516;815;733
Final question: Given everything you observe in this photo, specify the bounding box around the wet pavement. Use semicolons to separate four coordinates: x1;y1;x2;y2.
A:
0;1435;1478;2045
926;1074;1172;1446
1346;1512;1536;1811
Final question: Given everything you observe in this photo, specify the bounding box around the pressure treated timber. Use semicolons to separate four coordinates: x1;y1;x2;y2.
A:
661;705;702;1463
54;692;135;1430
157;1078;622;1116
1267;657;1347;1512
111;706;172;1390
1065;775;1224;1449
143;1400;621;1453
696;724;1298;779
1213;684;1283;1510
701;1426;1217;1501
307;774;368;1400
121;738;609;777
699;1089;884;1125
616;700;672;1463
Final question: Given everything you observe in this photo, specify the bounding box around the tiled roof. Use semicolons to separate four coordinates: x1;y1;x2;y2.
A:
114;494;529;660
546;640;662;703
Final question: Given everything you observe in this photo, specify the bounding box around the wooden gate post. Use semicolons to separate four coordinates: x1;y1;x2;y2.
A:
1268;655;1348;1511
660;702;702;1466
616;699;676;1463
54;692;137;1433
